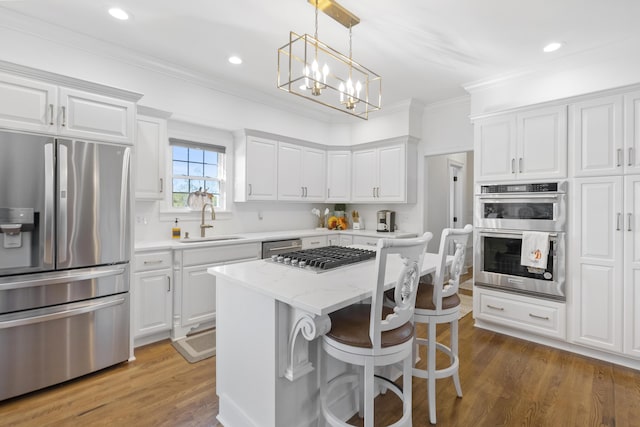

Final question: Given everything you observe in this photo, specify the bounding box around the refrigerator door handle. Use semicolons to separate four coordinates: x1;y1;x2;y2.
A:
44;142;55;266
0;265;126;291
0;296;125;329
58;143;68;264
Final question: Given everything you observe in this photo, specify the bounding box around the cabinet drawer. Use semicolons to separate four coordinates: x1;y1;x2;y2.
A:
182;243;260;267
352;236;379;247
476;289;566;339
135;251;172;272
302;235;327;249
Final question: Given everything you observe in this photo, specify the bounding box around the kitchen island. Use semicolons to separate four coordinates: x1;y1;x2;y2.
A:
208;249;447;427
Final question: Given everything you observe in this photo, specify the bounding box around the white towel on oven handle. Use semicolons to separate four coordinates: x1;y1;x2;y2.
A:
520;231;549;268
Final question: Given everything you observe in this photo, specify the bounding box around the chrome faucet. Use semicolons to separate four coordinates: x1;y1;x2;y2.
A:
200;203;216;237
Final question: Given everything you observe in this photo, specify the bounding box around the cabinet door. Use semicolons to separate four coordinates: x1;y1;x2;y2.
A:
377;144;406;202
277;142;304;200
181;264;217;327
517;105;567;180
246;136;278;200
134;269;172;338
58;87;135;144
326;151;351;202
338;235;354;246
624;91;640;174
302;147;326;201
474;115;517;182
351;148;377;202
571;95;624;177
135;115;166;200
624;175;640;358
571;177;623;352
0;72;57;133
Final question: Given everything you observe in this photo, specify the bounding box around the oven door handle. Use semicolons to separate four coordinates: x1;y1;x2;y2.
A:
477;194;562;201
478;230;559;238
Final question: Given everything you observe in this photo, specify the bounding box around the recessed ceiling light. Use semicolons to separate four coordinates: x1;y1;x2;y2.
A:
228;56;243;65
543;42;563;53
108;7;129;21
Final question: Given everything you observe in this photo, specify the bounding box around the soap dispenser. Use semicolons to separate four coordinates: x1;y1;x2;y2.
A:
172;218;181;239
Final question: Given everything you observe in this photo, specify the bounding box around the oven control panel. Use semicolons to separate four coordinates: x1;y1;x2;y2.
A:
480;182;560;194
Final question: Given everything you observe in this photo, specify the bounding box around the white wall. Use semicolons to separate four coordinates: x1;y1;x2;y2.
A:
465;37;640;116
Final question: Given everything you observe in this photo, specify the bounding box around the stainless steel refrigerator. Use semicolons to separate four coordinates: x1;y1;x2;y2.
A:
0;130;131;401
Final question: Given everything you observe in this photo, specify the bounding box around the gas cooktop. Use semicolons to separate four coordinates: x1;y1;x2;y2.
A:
267;246;377;273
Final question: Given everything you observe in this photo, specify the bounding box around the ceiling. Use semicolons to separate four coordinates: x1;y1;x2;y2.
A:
2;0;640;119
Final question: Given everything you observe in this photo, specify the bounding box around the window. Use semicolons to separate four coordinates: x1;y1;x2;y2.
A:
169;138;226;210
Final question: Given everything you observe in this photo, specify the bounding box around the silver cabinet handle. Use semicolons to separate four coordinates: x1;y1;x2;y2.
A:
301;186;305;197
372;187;376;197
167;275;171;292
376;187;380;198
487;304;504;311
305;187;308;197
61;105;66;127
630;147;635;167
48;104;54;125
248;184;252;195
327;188;330;198
519;157;523;173
511;158;515;174
365;241;377;246
159;178;163;193
143;260;163;265
629;213;633;232
617;213;622;231
529;313;550;321
617;148;622;167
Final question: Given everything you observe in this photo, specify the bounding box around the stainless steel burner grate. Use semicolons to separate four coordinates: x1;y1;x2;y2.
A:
267;245;376;272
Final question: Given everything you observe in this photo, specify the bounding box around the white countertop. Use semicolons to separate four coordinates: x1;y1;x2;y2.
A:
134;228;417;252
208;251;445;316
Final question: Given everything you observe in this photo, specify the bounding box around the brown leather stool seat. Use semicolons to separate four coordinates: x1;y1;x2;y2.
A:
327;304;414;348
415;284;460;311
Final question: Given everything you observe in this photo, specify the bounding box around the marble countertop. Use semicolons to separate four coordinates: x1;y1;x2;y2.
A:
135;228;417;252
208;251;445;316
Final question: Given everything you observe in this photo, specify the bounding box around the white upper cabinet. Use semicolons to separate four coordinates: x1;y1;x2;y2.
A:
571;95;624;177
277;142;326;201
135;108;170;200
475;105;567;182
0;64;140;144
0;71;57;133
352;148;378;201
326;150;351;202
235;135;278;201
624;90;640;175
351;141;414;203
474;115;517;182
58;88;135;144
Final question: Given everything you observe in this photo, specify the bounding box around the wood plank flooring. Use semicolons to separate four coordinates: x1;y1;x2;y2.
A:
2;314;640;426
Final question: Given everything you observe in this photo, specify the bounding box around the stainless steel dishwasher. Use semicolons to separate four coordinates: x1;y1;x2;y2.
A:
261;238;303;259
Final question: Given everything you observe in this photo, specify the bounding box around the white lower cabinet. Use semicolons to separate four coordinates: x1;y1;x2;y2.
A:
571;175;640;358
474;287;566;339
133;251;173;346
301;235;327;249
173;242;260;340
352;235;380;248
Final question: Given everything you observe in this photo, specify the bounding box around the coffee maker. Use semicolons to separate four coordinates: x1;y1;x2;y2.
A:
376;210;396;232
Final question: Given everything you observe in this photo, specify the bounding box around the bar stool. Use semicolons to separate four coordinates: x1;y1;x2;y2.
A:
413;224;472;424
319;232;432;427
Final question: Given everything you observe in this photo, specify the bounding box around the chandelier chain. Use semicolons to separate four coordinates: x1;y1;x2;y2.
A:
314;0;319;40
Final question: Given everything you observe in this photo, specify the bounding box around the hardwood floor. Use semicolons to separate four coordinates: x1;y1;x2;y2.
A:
2;315;640;426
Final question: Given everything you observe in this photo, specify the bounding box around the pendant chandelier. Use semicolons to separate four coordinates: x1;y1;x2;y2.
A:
277;0;382;120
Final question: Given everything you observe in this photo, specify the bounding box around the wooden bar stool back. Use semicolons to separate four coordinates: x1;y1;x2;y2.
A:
319;233;433;427
413;224;472;424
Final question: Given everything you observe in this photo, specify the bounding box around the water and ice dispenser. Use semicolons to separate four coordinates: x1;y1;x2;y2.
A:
0;207;35;269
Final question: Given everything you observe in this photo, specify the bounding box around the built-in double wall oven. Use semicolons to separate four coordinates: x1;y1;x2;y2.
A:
474;181;567;301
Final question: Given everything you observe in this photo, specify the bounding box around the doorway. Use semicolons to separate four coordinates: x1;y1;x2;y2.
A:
424;151;474;269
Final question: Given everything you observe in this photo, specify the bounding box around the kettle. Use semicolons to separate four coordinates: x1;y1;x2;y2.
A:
376;210;396;232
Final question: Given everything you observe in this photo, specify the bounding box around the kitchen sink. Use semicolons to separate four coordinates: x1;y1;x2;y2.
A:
178;236;245;244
